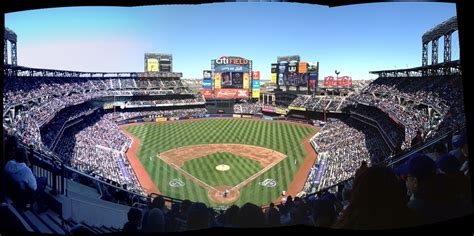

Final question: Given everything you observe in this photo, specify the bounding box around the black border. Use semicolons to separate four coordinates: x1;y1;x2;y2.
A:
2;0;473;235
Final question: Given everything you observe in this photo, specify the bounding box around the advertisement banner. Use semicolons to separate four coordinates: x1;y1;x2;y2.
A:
215;56;249;65
309;79;316;89
264;116;273;120
252;71;260;80
275;108;288;115
278;62;288;74
203;70;212;79
147;59;159;72
159;61;171;72
298;62;308;74
324;76;335;87
103;104;114;110
243;72;250;89
156;117;167;122
252;80;260;89
215;72;221;89
203;79;212;89
287;74;307;86
271;73;277;84
262;108;275;113
233;114;241;118
288;106;307;111
215;89;249;99
340;76;352;87
288;61;298;74
252;89;260;98
203;89;212;98
214;65;250;72
271;63;278;73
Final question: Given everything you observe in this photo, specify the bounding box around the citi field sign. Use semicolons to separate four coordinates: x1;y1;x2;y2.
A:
215;56;249;65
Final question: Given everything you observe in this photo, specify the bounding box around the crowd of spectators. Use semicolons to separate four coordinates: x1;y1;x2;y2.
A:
308;118;391;191
289;95;346;112
53;108;207;195
348;104;405;149
126;97;205;107
234;102;264;114
346;76;465;150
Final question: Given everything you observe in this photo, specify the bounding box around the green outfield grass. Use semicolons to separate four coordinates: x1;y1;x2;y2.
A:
182;152;263;187
125;119;316;207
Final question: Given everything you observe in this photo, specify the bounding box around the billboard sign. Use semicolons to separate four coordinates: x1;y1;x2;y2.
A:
203;89;212;98
215;56;249;65
288;61;298;74
252;89;260;98
278;62;288;74
147;59;159;72
298;62;308;74
340;76;352;87
271;64;278;73
309;72;318;90
243;72;250;89
252;71;260;80
203;70;212;79
159;60;171;72
202;79;212;89
288;106;307;111
252;80;261;89
324;76;335;87
214;64;250;72
215;89;249;99
275;108;288;115
215;72;222;89
252;80;260;98
271;73;277;84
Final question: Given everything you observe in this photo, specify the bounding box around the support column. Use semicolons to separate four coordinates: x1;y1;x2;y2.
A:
431;38;438;66
11;42;17;66
4;39;7;65
444;33;452;63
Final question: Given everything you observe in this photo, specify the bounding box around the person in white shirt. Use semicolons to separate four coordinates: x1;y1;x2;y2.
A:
4;147;47;210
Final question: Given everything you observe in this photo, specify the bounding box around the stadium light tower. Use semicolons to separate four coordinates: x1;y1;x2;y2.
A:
335;69;340;81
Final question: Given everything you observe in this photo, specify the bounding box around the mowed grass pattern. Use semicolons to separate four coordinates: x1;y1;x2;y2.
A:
125;119;316;207
182;152;263;187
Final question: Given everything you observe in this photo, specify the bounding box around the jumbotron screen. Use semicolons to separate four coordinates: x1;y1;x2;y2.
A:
212;56;251;99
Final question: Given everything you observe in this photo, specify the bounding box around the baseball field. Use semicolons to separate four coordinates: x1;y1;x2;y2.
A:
121;118;318;207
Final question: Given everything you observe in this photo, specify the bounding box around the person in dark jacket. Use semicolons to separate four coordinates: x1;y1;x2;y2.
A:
334;165;419;229
122;208;142;232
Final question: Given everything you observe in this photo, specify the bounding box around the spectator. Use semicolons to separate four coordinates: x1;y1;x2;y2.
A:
436;154;472;211
146;208;165;233
237;203;265;228
427;142;448;162
186;202;211;231
403;153;465;224
411;130;424;147
354;161;368;182
449;130;467;164
224;205;240;227
4;148;47;211
265;206;281;227
334;165;419;229
122;208;142;232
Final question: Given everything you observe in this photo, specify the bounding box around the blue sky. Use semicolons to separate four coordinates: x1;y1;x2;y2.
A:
5;2;458;80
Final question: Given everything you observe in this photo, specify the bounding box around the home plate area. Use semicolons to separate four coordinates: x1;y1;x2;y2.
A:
158;144;286;203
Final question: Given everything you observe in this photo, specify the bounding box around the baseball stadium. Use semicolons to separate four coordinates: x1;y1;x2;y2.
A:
2;2;472;234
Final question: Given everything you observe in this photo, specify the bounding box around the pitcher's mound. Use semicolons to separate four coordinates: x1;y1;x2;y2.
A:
216;164;230;171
